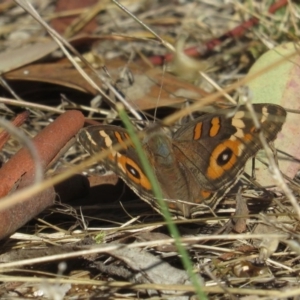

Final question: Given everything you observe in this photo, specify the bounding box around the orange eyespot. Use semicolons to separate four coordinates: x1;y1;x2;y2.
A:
117;155;152;190
207;140;241;180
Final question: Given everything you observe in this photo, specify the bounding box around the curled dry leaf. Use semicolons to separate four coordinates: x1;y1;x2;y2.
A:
4;61;103;95
246;42;300;185
4;58;207;110
0;35;108;74
51;0;98;36
231;191;249;233
0;40;60;73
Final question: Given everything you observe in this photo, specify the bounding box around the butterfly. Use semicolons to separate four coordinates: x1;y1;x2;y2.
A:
78;104;286;218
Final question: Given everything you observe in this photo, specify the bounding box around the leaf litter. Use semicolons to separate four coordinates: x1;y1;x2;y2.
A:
0;0;299;299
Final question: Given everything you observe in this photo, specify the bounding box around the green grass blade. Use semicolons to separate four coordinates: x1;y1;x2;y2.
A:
117;104;207;299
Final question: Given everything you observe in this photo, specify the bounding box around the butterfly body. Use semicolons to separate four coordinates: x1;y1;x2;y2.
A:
78;104;286;218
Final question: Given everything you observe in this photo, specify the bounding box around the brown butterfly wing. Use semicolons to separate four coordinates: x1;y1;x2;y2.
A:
171;104;286;215
78;125;161;209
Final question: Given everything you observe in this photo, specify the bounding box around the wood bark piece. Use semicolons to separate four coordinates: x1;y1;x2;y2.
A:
0;110;85;239
0;174;56;239
0;110;84;197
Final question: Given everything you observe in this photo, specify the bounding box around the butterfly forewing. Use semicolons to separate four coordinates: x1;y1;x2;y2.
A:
173;104;286;184
78;125;163;213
